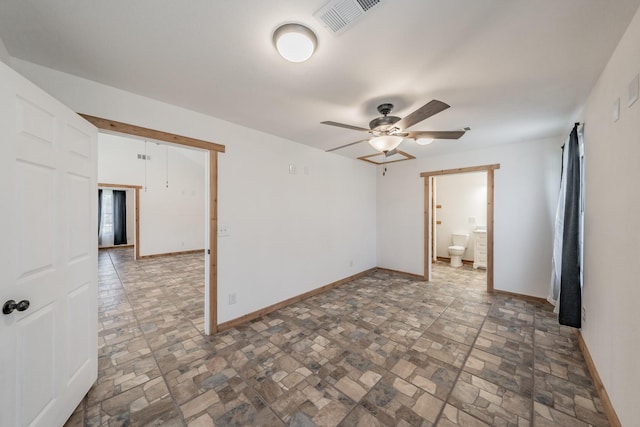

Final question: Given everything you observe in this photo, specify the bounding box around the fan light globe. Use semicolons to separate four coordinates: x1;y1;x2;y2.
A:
273;24;317;63
416;138;434;145
369;135;403;152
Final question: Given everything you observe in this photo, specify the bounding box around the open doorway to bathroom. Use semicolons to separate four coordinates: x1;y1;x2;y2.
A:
431;172;488;289
421;164;500;292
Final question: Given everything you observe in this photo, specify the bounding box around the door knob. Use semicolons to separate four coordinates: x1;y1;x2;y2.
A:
2;299;30;315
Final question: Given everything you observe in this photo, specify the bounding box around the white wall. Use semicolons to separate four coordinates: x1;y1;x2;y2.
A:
11;58;377;324
435;172;487;260
98;133;206;255
580;6;640;425
377;137;562;297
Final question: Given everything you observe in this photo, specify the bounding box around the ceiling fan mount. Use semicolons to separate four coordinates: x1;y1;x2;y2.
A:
322;99;467;154
369;103;401;132
376;103;394;116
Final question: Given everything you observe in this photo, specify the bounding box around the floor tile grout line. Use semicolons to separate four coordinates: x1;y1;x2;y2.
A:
242;273;431;425
252;280;373;426
316;274;424;425
431;278;490;426
318;273;455;426
338;272;484;426
224;324;291;427
105;249;189;427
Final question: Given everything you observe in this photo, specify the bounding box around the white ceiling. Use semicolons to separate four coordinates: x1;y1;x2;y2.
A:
1;0;639;159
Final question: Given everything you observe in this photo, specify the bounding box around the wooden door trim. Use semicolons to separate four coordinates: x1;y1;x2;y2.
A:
421;164;500;293
87;115;224;334
98;183;142;260
209;151;218;334
80;114;225;153
420;164;500;177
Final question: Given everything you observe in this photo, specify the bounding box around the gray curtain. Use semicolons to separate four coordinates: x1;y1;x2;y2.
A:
559;124;582;328
98;189;103;236
113;190;127;246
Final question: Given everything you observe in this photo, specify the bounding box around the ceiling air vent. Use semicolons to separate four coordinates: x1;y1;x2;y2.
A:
313;0;383;35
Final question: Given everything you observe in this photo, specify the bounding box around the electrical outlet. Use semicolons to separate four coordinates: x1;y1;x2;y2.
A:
228;293;237;305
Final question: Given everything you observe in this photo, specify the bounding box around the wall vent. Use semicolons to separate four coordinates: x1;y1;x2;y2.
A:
313;0;383;35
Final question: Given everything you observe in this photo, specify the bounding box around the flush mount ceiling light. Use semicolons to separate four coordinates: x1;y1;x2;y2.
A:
368;135;403;153
273;23;317;63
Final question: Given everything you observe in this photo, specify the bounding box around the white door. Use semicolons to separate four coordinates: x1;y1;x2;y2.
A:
0;61;98;426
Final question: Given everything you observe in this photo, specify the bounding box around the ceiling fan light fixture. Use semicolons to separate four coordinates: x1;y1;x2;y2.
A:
273;23;317;63
369;135;403;152
415;137;434;145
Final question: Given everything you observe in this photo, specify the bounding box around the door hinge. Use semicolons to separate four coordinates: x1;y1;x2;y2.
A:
207;249;210;255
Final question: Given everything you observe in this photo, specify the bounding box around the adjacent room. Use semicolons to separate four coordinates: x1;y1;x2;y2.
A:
1;1;639;426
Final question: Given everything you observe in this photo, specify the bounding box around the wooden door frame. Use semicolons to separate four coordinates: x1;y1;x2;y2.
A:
81;114;225;334
420;164;500;292
98;183;142;259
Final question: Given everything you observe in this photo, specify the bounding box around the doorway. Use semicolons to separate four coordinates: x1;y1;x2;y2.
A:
98;184;140;257
431;172;488;288
421;164;499;292
82;114;224;334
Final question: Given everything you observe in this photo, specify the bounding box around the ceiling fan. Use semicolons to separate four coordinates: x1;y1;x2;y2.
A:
322;100;466;156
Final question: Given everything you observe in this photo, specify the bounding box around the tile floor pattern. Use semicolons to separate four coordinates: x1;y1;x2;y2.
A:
64;248;609;427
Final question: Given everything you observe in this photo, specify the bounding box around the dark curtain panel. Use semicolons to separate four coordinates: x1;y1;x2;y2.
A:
98;189;103;236
113;190;127;246
559;124;581;328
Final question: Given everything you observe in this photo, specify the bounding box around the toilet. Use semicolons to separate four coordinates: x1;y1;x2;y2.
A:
448;233;469;268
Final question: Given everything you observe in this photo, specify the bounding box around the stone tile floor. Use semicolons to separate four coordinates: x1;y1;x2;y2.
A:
64;248;609;426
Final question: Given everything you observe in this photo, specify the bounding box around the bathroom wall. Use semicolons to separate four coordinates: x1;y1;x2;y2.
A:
435;172;487;261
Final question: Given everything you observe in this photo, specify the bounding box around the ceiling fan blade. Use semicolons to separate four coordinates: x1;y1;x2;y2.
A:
395;100;450;130
321;121;369;132
326;138;370;152
407;130;466;140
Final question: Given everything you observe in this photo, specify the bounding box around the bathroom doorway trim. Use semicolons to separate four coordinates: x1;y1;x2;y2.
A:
420;164;500;292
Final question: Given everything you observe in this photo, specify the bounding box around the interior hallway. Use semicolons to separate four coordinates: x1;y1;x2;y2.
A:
64;248;609;426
